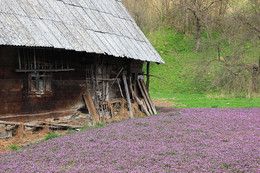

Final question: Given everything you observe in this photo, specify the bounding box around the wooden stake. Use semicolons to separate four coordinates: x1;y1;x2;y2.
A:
122;73;133;119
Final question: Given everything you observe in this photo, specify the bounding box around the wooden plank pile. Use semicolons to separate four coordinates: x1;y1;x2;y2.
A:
83;71;157;124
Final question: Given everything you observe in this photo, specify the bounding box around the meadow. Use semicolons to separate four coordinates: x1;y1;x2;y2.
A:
0;107;259;172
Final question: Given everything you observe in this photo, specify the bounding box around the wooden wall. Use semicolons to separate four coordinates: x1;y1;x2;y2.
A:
0;46;144;121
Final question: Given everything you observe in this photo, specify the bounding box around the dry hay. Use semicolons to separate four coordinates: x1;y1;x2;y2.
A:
152;98;186;107
0;124;59;153
106;100;146;123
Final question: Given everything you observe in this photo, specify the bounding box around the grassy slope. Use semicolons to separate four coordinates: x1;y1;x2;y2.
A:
146;28;260;108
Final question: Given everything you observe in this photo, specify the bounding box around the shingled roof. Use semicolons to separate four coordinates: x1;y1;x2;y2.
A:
0;0;164;63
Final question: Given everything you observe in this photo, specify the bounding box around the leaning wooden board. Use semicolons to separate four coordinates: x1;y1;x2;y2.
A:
83;93;101;124
139;79;157;114
137;79;153;115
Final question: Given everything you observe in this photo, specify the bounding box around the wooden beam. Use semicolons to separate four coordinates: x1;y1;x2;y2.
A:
122;73;134;119
146;62;150;92
83;93;101;124
129;79;150;116
15;69;75;72
144;74;165;79
139;79;157;114
137;79;153;115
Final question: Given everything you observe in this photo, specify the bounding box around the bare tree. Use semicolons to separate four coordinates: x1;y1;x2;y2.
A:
184;0;223;53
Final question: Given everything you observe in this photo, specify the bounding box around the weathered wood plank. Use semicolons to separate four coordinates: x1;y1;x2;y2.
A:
129;80;150;116
83;93;100;124
139;79;157;114
122;73;133;119
137;79;153;115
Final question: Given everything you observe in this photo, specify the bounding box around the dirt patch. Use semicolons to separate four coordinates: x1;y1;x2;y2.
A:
0;125;67;153
152;98;186;107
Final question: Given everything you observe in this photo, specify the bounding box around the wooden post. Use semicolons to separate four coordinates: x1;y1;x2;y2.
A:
146;62;150;92
122;72;133;119
18;49;21;69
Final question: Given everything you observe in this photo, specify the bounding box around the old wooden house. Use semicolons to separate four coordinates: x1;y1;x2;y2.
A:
0;0;164;132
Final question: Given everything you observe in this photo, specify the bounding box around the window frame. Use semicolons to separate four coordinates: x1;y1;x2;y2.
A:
28;72;52;95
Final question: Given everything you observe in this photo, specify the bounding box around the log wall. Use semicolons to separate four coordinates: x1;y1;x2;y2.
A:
0;46;144;121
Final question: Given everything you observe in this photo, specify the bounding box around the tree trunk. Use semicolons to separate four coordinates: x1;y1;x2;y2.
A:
252;57;260;93
195;17;201;53
185;8;189;35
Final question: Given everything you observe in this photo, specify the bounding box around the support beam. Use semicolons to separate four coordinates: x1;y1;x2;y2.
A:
122;73;133;119
146;62;150;92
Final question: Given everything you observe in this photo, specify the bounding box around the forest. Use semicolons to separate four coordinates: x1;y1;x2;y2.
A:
123;0;260;99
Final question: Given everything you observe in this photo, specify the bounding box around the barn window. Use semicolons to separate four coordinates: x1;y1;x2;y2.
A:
15;48;75;95
28;72;52;94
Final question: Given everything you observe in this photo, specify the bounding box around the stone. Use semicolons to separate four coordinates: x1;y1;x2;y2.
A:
0;124;7;139
6;125;16;131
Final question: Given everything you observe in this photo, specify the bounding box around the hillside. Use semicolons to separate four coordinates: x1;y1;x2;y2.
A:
146;28;260;108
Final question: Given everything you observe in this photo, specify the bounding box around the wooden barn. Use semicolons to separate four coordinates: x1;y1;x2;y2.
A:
0;0;164;138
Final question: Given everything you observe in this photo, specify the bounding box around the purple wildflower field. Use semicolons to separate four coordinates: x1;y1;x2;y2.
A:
0;108;259;172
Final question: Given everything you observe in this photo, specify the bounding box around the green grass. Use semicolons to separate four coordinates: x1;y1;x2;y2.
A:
8;144;21;151
146;28;205;95
44;133;61;141
146;27;259;108
151;93;260;108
